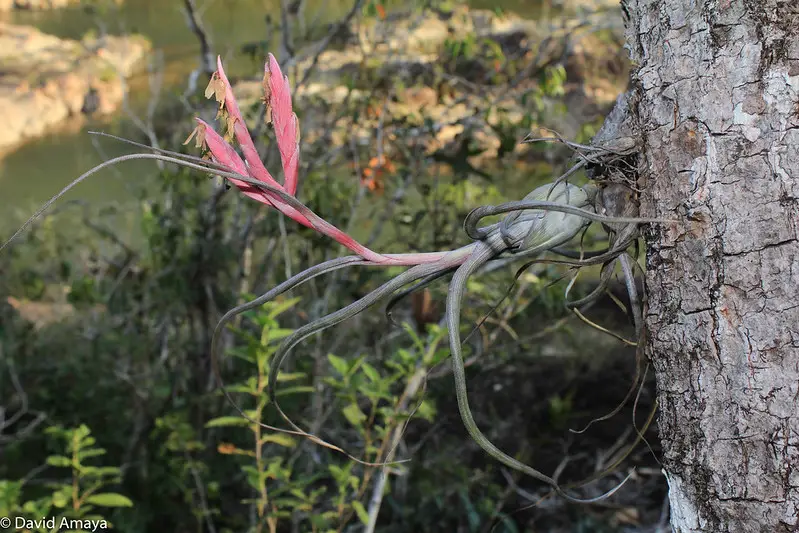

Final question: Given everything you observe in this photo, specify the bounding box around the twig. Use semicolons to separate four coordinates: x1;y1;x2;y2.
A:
183;0;215;76
364;367;427;532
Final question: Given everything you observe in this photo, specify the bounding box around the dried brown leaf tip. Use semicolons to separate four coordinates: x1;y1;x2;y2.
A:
183;122;207;149
217;443;236;455
223;112;236;144
261;68;272;104
184;122;213;161
182;127;198;146
262;69;273;124
205;72;226;108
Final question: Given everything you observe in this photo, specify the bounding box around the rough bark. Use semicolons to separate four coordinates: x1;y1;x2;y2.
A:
622;0;799;531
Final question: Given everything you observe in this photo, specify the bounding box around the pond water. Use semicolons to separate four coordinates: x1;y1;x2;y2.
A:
0;0;550;235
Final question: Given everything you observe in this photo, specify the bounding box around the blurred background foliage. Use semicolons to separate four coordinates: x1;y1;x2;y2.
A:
0;0;666;531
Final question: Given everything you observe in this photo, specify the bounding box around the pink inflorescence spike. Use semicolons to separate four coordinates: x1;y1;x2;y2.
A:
215;57;280;191
265;54;300;196
193;54;427;266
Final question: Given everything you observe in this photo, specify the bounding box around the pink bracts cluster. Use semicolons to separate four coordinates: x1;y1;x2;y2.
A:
187;55;450;267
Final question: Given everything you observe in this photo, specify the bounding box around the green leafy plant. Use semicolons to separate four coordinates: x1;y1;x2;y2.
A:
209;296;449;532
0;424;131;533
152;412;219;532
207;298;320;533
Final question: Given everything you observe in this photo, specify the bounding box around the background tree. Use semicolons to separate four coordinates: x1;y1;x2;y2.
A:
622;0;799;530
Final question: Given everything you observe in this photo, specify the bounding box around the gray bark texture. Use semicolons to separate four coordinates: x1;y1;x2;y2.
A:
621;0;799;531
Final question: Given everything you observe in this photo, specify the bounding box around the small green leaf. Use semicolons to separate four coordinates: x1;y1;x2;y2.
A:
401;322;426;353
78;448;106;460
346;355;366;377
224;383;258;395
75;425;91;440
242;465;260;489
352;500;369;525
205;416;250;428
328;354;349;376
242;409;260;420
276;372;306;382
267;297;301;319
361;362;380;383
262;328;295;344
228;346;256;364
275;386;314;397
416;399;437;422
359;385;393;402
348;475;359;491
93;466;122;476
46;455;71;467
342;403;366;428
290;488;309;501
262;434;296;448
85;493;133;507
52;489;68;508
328;462;354;485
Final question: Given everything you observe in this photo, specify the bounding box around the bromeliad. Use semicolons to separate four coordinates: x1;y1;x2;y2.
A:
191;55;668;502
1;53;671;503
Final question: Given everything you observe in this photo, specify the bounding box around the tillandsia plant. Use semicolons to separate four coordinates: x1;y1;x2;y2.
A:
1;54;672;503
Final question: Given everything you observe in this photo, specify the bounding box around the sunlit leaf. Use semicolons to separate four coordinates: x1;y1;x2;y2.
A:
46;455;71;468
78;448;106;460
352;500;369;524
51;489;68;508
262;328;295;344
205;416;250;428
276;372;306;382
262;434;296;448
224;383;258;395
275;386;314;397
342;403;366;428
416;399;437;422
267;297;301;319
85;493;133;507
361;362;380;383
328;354;349;376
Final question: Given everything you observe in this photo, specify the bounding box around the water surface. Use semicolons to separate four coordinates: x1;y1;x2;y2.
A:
1;0;548;234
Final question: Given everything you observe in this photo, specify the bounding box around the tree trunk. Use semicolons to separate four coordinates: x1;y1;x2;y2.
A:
623;0;799;531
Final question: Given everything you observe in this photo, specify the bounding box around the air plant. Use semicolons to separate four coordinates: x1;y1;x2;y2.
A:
189;56;672;502
1;53;672;503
